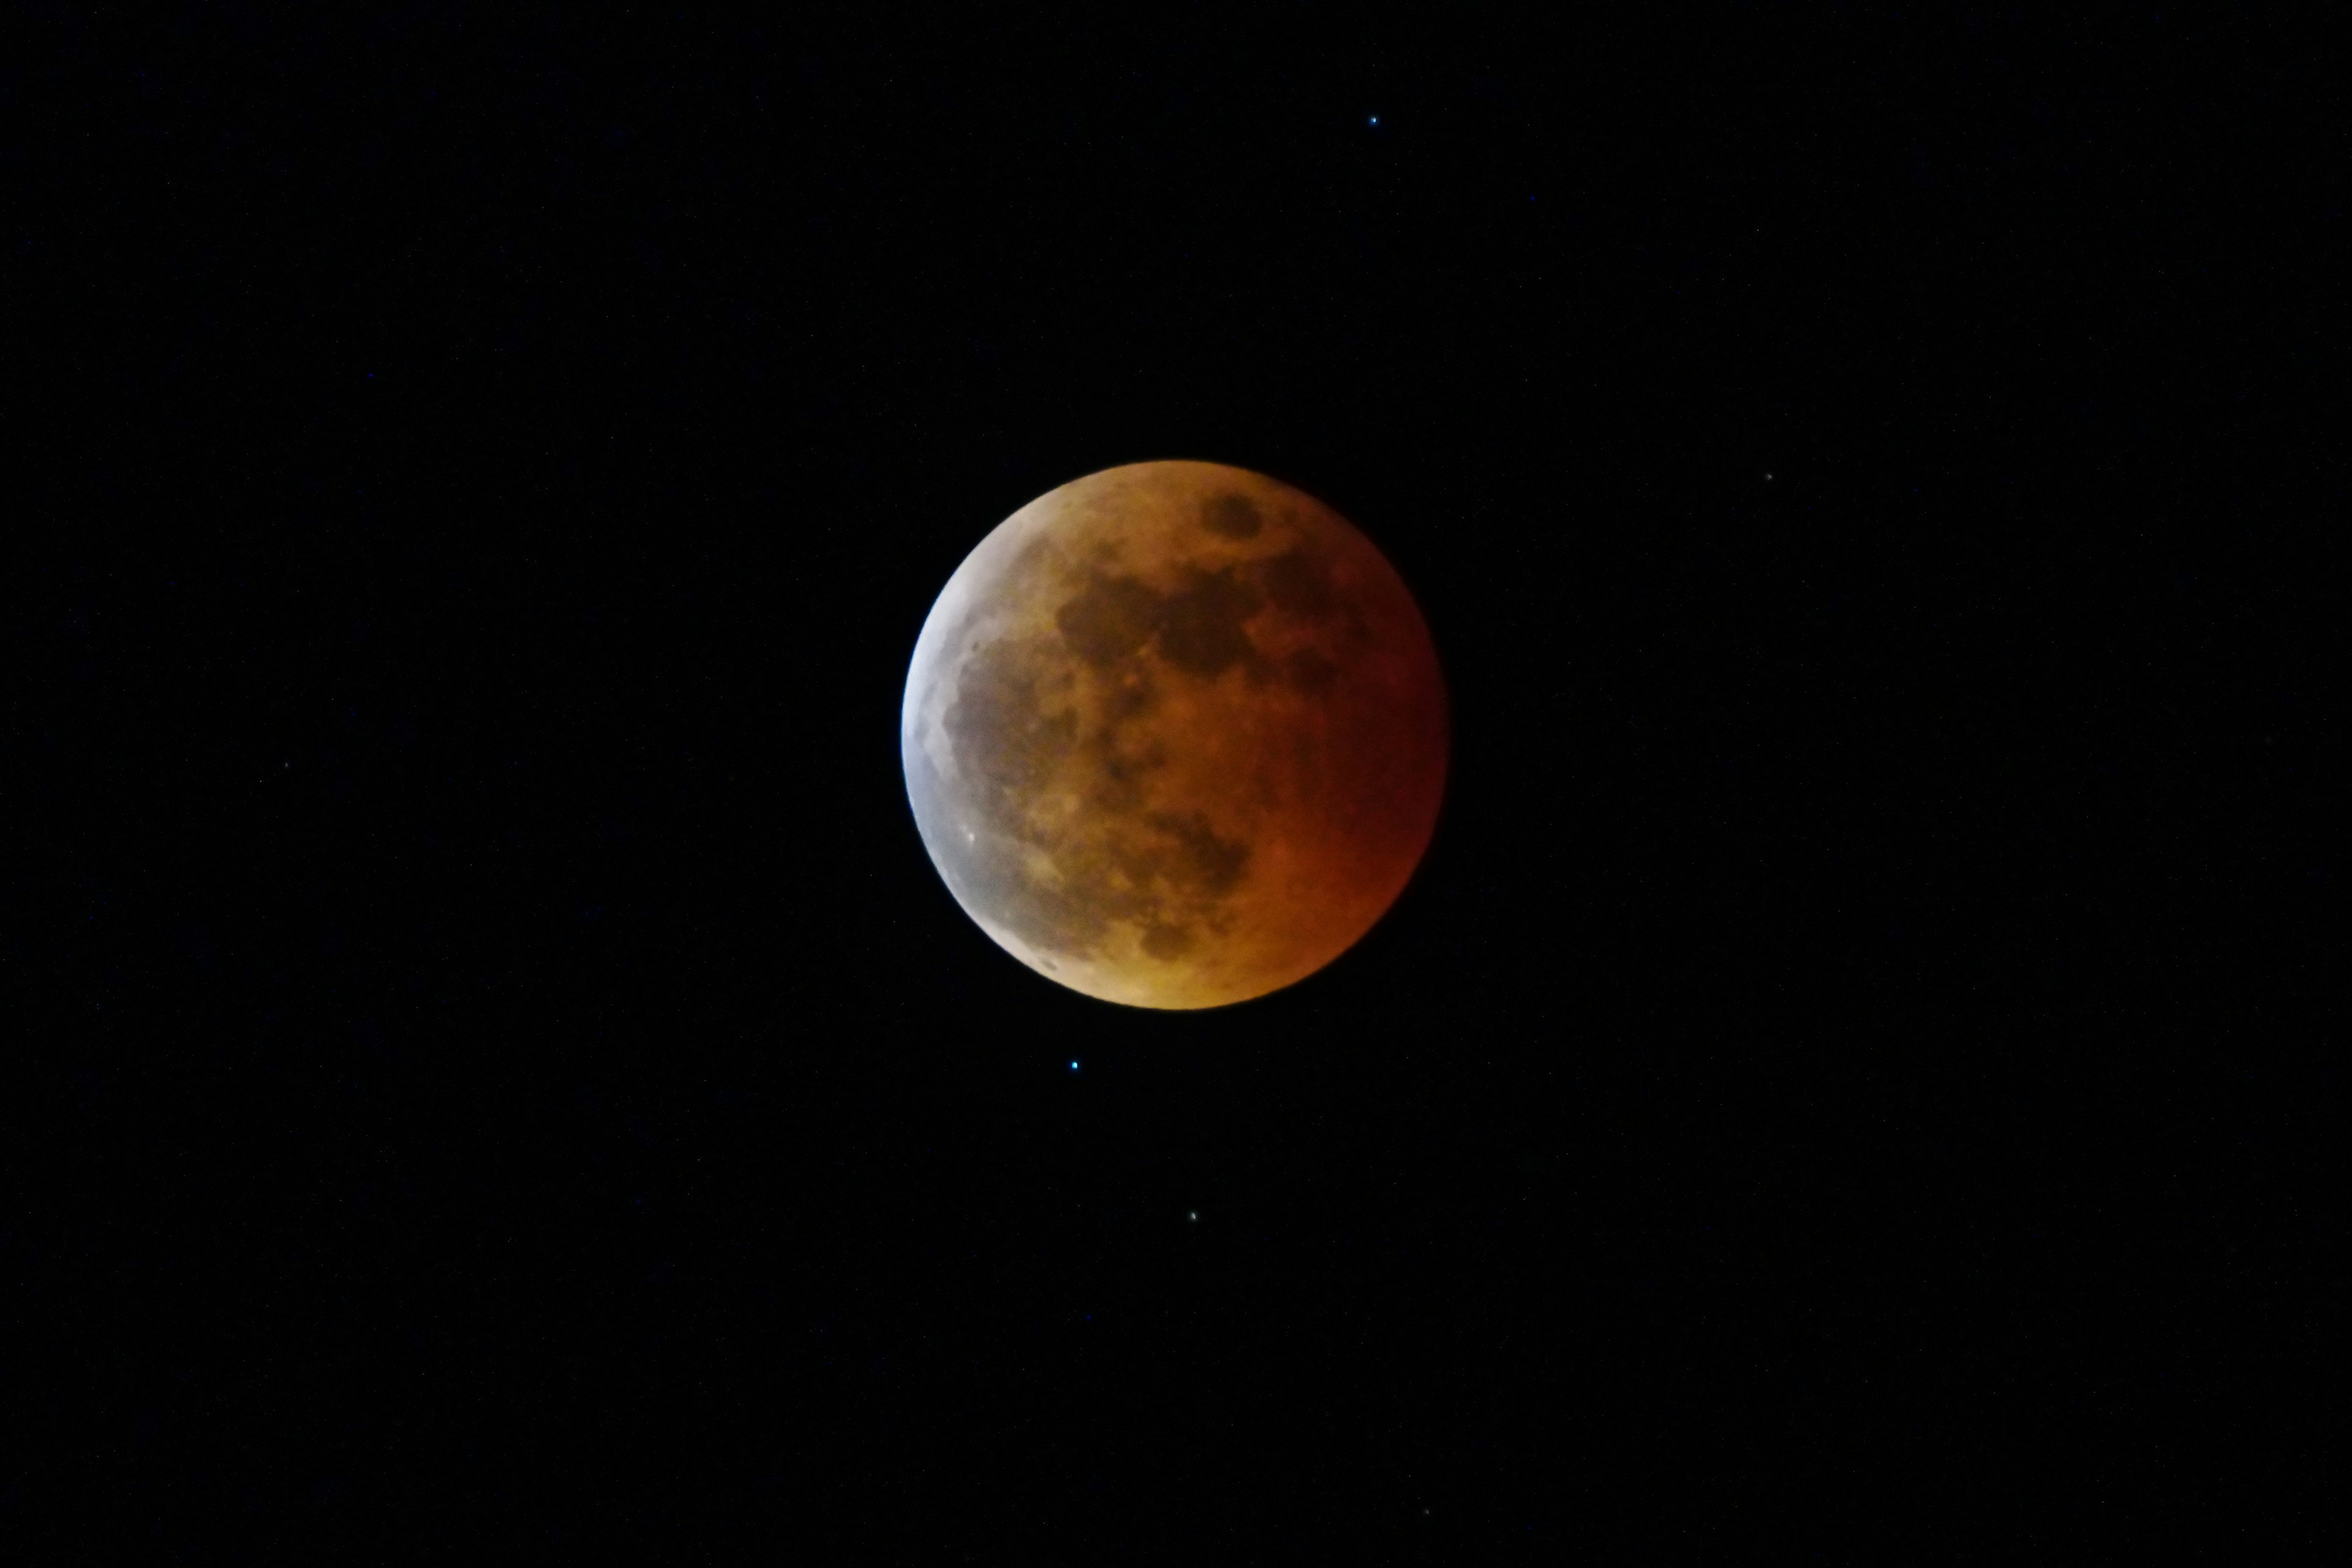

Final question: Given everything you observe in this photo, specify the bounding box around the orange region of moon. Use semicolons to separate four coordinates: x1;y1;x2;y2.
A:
901;460;1449;1009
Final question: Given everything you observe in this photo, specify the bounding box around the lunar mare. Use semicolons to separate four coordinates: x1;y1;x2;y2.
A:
902;461;1447;1009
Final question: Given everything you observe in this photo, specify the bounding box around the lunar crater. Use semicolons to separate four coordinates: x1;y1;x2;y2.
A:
1201;492;1264;539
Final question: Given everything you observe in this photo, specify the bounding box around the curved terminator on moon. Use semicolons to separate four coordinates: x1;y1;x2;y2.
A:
902;461;1449;1009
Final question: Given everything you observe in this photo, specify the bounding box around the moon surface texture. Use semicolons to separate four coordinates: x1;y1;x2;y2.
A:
902;461;1447;1009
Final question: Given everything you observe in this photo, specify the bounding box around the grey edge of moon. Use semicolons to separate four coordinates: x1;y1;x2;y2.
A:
901;460;1449;1010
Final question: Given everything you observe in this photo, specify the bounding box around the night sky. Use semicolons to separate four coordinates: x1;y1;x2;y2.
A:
15;7;2330;1558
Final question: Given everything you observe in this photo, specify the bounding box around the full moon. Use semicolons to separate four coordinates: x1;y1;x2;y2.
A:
901;461;1448;1009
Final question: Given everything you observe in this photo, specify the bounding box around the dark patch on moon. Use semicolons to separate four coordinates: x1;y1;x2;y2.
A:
1155;567;1265;678
1144;810;1250;897
1253;549;1337;621
1141;923;1196;960
1052;564;1271;682
1201;493;1263;539
1286;647;1340;694
1055;574;1161;669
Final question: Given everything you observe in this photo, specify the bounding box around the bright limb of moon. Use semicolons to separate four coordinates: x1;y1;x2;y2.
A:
901;461;1448;1009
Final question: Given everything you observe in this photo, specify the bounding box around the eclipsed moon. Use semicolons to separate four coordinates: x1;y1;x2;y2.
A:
901;461;1448;1009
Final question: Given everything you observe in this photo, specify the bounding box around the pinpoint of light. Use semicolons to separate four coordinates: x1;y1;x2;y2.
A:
1368;115;1380;126
1069;1060;1079;1071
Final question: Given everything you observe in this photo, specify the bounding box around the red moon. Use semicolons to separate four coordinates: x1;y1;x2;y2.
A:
902;461;1448;1009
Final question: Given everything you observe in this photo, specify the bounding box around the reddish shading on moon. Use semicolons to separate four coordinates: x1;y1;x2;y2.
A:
902;461;1448;1009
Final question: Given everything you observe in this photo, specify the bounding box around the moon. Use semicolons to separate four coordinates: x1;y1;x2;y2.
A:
901;461;1448;1009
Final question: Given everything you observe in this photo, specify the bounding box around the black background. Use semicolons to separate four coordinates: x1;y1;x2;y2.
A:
11;5;2334;1558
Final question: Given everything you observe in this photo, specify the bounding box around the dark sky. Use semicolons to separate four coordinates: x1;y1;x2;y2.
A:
14;6;2331;1557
